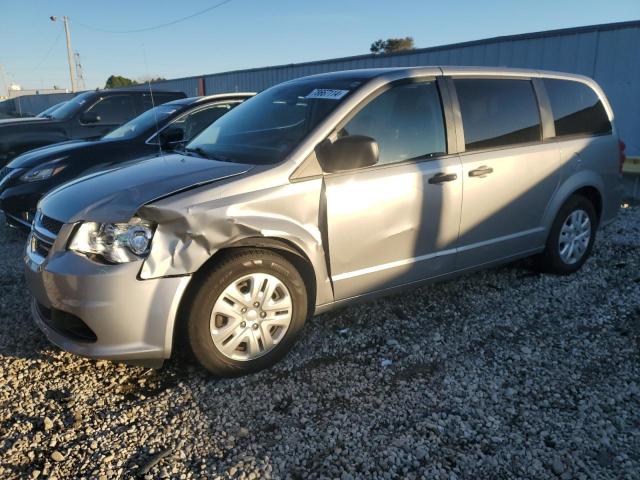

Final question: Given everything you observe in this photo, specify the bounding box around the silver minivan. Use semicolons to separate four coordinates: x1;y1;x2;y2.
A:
24;67;624;376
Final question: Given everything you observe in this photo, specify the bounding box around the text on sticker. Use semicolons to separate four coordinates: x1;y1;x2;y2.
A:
305;89;349;100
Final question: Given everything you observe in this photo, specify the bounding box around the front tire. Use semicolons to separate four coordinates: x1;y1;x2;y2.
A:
186;249;308;376
535;195;597;275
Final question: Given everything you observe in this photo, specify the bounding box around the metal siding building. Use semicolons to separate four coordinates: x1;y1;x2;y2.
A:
138;76;202;97
0;92;76;118
149;20;640;157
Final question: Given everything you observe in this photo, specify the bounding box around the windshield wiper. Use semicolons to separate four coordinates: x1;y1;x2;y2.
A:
208;153;236;163
184;148;236;163
184;147;209;158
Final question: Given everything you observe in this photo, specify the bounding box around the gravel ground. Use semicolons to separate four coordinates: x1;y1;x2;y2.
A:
0;206;639;480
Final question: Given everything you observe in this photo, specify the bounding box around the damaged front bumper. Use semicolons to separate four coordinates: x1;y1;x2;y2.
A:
25;241;191;367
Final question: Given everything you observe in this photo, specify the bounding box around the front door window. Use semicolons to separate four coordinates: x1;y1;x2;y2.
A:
338;81;446;166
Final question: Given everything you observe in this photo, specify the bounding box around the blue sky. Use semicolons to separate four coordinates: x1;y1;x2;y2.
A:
1;0;638;90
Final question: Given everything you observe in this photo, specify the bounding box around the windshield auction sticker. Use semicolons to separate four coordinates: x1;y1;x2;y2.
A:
305;89;349;100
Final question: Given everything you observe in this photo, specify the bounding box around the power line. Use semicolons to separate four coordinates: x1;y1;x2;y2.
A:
33;28;64;71
73;0;235;34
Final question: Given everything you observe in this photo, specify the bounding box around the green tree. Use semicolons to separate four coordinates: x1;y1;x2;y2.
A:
137;76;167;84
104;75;138;89
370;39;386;54
370;37;415;54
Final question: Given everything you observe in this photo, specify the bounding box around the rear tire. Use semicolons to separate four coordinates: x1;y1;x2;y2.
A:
535;195;597;275
185;249;307;377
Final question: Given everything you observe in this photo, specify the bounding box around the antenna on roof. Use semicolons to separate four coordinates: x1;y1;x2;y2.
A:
141;44;162;158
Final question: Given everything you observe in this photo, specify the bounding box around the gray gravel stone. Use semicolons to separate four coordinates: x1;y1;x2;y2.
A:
0;205;639;478
551;458;565;475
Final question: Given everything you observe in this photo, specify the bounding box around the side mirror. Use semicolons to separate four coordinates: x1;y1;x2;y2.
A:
159;126;185;149
316;135;379;173
80;111;101;124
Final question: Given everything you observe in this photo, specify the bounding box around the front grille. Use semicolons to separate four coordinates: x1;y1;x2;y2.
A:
30;232;53;257
30;211;63;259
39;215;64;236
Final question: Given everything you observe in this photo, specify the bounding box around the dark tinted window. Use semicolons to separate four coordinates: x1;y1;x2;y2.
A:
141;93;184;111
455;79;541;151
341;81;446;165
542;79;611;137
85;95;136;124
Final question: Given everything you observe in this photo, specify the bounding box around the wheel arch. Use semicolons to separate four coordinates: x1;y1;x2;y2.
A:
544;172;605;231
196;236;318;315
572;186;602;223
170;236;319;359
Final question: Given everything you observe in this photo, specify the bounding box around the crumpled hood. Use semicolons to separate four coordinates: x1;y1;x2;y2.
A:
7;140;90;169
39;152;252;223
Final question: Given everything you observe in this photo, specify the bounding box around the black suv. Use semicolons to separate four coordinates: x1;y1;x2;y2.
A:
0;89;185;166
0;93;253;229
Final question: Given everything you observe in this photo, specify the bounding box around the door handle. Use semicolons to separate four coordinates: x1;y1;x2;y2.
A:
469;166;494;178
428;172;458;184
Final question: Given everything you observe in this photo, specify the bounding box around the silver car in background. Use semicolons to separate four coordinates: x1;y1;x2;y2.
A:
24;67;624;376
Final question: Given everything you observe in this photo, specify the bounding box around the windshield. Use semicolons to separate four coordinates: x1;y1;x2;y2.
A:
37;101;67;118
102;104;179;140
185;77;365;164
49;92;94;120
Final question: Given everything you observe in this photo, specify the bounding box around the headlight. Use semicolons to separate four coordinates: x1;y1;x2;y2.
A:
20;164;67;182
69;217;155;263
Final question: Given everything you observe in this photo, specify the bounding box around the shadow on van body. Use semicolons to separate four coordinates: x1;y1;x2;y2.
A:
320;131;618;312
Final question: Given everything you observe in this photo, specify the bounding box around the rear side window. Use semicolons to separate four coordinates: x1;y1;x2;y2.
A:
542;79;611;137
170;103;239;143
340;81;446;165
454;78;541;151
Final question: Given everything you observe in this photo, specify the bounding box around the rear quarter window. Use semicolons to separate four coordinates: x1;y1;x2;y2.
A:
542;79;611;137
454;78;542;151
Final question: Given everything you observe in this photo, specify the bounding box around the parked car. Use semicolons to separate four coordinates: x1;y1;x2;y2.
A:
24;67;624;376
0;93;253;229
0;89;186;166
36;101;69;118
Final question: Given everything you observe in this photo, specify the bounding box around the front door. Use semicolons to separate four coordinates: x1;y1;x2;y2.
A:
323;80;463;300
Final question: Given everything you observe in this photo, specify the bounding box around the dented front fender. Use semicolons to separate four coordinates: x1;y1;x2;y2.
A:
138;177;334;306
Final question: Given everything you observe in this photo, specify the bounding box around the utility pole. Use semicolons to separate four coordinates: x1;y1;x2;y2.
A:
50;16;77;92
0;64;8;98
74;52;86;91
